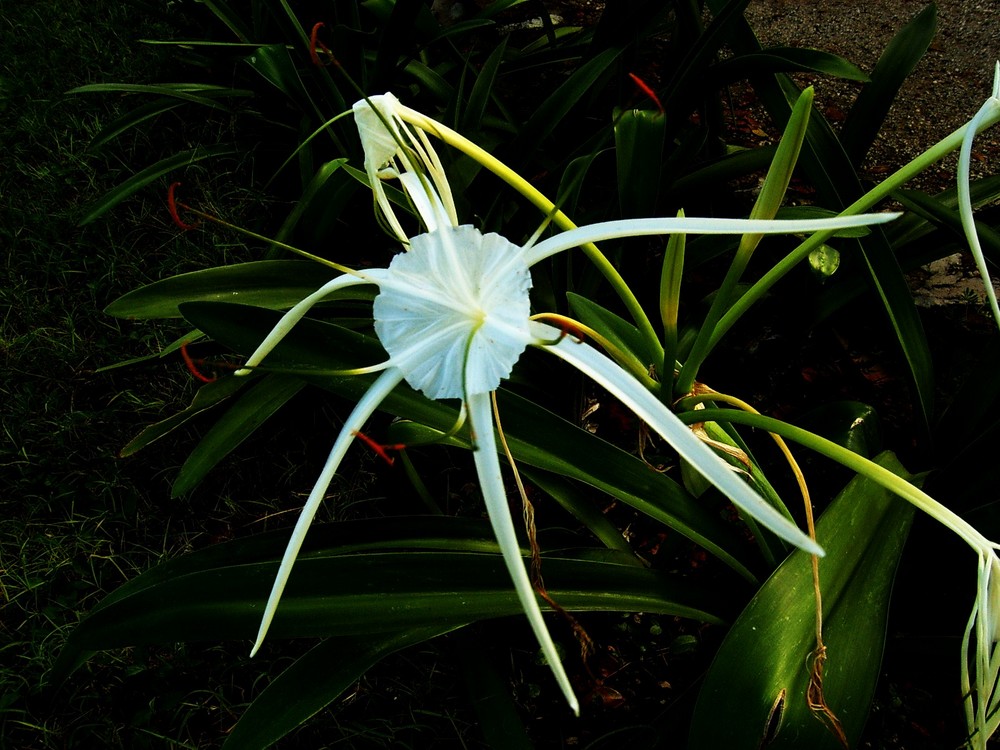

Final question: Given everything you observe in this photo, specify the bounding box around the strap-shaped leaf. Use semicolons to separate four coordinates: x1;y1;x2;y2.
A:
841;4;937;166
171;374;307;497
105;261;361;319
52;518;728;682
711;47;869;82
223;626;458;750
615;107;665;218
689;452;916;749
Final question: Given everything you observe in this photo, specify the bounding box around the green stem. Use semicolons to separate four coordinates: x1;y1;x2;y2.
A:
403;109;664;365
708;108;1000;355
676;404;990;550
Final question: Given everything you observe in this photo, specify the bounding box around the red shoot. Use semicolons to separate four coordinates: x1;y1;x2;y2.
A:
167;182;200;231
628;72;664;115
309;22;337;67
353;430;406;466
180;344;217;384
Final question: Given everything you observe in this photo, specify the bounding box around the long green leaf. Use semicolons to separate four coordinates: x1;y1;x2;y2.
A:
104;261;363;319
86;98;183;152
78;144;239;225
171;374;307;497
689;452;916;749
462;37;508;132
53;524;728;679
841;4;937;166
711;47;869;82
515;47;621;159
223;626;457;750
68;82;254;106
615;107;666;218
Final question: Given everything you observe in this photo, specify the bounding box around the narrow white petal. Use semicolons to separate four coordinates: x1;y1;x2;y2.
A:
250;367;406;656
236;273;385;376
468;391;580;715
531;321;823;556
524;214;901;267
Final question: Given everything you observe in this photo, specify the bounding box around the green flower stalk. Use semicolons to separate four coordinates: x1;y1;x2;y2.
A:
239;93;899;713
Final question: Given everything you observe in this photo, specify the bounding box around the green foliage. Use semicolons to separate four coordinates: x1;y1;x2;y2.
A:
20;0;1000;747
690;452;916;748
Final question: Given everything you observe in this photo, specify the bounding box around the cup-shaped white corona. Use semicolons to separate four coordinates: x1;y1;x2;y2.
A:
373;225;532;400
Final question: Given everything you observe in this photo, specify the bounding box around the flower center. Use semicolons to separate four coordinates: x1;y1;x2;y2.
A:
373;225;532;400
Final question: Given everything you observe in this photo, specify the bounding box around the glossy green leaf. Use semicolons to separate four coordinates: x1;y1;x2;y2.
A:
78;144;239;226
566;292;653;376
105;261;365;319
178;302;759;580
68;82;254;107
246;44;312;109
798;401;881;458
223;626;457;750
462;37;507;132
688;452;916;749
615;107;666;218
52;518;728;681
660;222;685;374
273;159;350;243
520;469;639;561
171;374;307;497
711;47;869;82
841;4;937;165
886;175;1000;248
893;189;1000;265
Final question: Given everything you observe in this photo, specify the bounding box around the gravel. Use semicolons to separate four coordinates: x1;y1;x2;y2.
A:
746;0;1000;185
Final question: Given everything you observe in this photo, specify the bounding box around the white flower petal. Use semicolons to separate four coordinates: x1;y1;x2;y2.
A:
531;320;824;556
374;226;532;400
468;391;580;714
251;367;406;656
524;214;902;267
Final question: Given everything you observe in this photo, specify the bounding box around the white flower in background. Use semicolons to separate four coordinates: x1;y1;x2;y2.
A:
239;94;900;714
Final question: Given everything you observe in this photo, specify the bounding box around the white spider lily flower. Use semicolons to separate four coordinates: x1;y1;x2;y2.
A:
958;62;1000;333
240;95;903;715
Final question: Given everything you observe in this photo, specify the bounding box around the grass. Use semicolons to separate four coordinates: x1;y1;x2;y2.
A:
0;1;268;746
